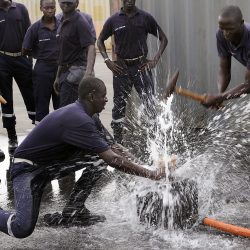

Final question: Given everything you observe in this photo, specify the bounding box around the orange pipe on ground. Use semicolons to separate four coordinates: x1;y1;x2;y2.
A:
0;95;7;104
203;217;250;238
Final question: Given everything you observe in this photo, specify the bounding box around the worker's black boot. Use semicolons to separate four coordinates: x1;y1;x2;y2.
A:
7;127;18;155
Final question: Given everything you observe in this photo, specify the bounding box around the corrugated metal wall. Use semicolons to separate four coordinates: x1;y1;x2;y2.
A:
136;0;250;126
137;0;250;91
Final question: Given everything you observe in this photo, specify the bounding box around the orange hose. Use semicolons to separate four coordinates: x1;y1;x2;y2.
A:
203;217;250;238
0;95;7;104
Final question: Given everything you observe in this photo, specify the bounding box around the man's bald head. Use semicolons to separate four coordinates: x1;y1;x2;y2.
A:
220;5;243;23
78;77;106;101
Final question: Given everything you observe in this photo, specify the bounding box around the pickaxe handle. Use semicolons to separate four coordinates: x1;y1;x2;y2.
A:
0;95;7;104
175;87;206;103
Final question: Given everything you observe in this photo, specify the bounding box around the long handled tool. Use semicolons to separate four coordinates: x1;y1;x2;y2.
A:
0;95;7;104
203;217;250;238
164;70;206;103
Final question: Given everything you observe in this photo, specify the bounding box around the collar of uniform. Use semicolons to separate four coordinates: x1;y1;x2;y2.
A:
60;10;79;23
235;23;249;49
119;6;140;17
228;23;249;50
76;100;95;118
40;16;60;30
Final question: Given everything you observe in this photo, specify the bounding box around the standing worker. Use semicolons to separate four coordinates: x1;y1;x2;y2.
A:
97;0;168;144
0;0;36;154
54;0;96;107
22;0;59;125
202;5;250;108
57;0;97;41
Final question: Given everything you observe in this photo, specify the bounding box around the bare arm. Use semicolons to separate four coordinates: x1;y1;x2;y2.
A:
97;36;109;62
98;149;165;180
140;26;168;70
53;66;62;95
111;143;138;162
221;68;250;99
218;57;231;93
152;26;168;64
202;68;250;108
84;44;96;77
97;36;125;75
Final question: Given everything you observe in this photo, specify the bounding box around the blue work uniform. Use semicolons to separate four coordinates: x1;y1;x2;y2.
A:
99;7;160;143
217;22;250;69
57;11;95;107
57;10;96;41
0;2;35;129
22;16;60;124
0;100;113;238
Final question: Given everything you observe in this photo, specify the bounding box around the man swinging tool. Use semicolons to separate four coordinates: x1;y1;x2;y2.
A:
202;5;250;108
165;68;248;109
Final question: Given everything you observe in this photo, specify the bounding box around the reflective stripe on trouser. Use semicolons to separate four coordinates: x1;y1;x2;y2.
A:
0;55;35;128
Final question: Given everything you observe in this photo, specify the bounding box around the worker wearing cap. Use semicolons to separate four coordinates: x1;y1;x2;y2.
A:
54;0;96;107
97;0;168;144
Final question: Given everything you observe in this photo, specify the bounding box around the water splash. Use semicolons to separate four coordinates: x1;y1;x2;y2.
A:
123;80;249;231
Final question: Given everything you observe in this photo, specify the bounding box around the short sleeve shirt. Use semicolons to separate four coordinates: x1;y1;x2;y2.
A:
99;7;159;59
22;17;59;61
216;23;250;69
56;11;96;40
0;2;30;52
57;11;95;66
14;101;110;165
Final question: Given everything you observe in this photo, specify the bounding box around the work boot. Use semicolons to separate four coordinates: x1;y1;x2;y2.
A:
44;212;66;226
44;207;106;227
67;207;106;226
8;138;18;156
0;149;5;162
7;127;18;155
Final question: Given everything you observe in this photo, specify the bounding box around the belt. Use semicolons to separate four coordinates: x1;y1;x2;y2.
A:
119;55;145;66
123;55;145;62
14;158;35;165
0;51;22;57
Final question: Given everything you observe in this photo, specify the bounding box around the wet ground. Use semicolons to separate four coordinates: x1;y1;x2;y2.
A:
0;54;249;249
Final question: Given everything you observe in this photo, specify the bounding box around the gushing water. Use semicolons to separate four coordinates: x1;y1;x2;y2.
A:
123;79;249;235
